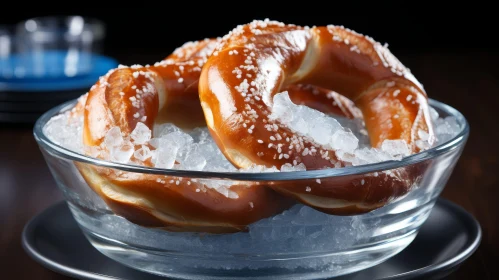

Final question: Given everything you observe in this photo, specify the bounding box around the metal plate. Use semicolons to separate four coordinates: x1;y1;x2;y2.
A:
22;198;481;280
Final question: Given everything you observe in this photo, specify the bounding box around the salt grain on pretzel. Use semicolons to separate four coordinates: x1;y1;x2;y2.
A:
198;19;435;215
75;39;297;233
76;33;360;233
71;19;435;232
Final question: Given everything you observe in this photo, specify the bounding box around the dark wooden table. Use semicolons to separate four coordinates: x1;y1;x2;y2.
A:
1;50;497;279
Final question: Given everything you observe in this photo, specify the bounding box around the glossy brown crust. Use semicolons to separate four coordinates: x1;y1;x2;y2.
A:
77;34;373;232
77;19;435;230
76;162;295;233
198;20;435;214
269;161;428;215
154;39;221;129
83;39;222;147
78;38;302;233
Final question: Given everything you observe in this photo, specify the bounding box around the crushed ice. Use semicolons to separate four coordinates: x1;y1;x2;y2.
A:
44;92;462;173
268;91;457;165
269;91;360;153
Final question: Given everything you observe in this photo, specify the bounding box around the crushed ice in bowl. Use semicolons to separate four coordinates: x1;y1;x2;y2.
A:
42;92;462;200
43;92;462;174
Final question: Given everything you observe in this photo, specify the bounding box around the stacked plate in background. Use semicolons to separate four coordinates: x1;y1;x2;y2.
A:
0;16;118;124
0;52;118;123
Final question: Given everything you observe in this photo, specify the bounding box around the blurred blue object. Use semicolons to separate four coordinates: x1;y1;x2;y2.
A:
0;16;118;92
0;51;118;91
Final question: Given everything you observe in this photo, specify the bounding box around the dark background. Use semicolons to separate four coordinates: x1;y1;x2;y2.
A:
1;4;498;280
2;6;498;58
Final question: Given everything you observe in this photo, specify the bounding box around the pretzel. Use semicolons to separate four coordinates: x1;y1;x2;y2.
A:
198;20;435;214
71;19;436;232
77;38;290;234
75;37;363;233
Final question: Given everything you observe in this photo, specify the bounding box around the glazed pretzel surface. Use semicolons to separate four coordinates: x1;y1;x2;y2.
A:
198;20;435;214
78;38;292;233
75;36;363;233
74;19;435;232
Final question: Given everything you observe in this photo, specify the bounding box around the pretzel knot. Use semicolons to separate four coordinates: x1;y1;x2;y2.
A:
74;19;435;233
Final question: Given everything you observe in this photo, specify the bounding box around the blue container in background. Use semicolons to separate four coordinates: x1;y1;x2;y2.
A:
1;15;118;91
0;16;118;123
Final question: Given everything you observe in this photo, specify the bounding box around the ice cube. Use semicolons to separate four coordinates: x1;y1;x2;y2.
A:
348;148;384;165
309;117;341;147
189;127;210;143
104;127;123;148
148;137;163;149
130;122;151;144
153;145;179;169
436;116;460;136
43;111;85;153
85;145;102;158
182;153;207;171
381;139;411;158
435;116;461;143
331;129;358;153
110;140;134;163
280;163;306;172
153;123;180;137
162;131;193;148
268;91;293;121
134;145;152;161
269;92;361;154
243;164;279;173
293;117;309;135
152;138;180;169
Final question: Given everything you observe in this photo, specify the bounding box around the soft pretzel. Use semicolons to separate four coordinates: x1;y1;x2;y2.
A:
198;20;435;214
82;38;219;147
77;38;292;233
70;19;437;232
75;36;364;233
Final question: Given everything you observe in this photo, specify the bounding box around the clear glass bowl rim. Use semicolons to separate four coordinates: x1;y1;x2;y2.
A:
33;98;470;181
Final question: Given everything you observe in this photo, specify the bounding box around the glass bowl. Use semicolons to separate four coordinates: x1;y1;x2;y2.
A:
33;98;469;280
